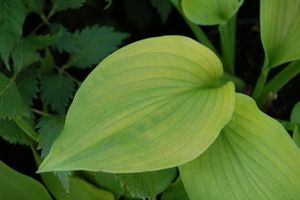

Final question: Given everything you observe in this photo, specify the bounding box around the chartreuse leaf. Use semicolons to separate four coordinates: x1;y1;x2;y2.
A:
181;0;243;25
0;0;26;69
117;168;177;199
291;102;300;147
161;178;189;200
0;74;29;119
0;161;51;200
38;36;235;173
260;0;300;68
41;74;75;114
68;26;129;68
0;119;32;145
180;94;300;200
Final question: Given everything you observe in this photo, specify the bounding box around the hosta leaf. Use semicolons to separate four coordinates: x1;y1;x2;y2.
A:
16;67;40;106
181;0;243;25
117;168;177;199
0;74;29;119
0;161;52;200
150;0;172;23
68;25;129;68
37;116;65;158
180;94;300;200
161;178;189;200
41;74;75;114
0;0;26;69
95;172;123;199
0;119;32;145
52;0;85;13
260;0;300;68
38;36;235;173
291;102;300;147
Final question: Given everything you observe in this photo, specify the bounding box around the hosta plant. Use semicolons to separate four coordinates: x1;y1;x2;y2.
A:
1;0;300;200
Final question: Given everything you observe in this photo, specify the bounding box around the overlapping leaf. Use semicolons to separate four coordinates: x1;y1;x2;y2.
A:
291;102;300;147
161;178;189;200
38;36;235;173
181;0;243;25
180;94;300;200
0;161;51;200
260;0;300;68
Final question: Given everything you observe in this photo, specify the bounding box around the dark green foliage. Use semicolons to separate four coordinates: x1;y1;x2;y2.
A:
150;0;172;23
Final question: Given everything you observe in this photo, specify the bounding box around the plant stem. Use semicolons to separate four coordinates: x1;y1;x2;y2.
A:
170;0;217;54
258;60;300;106
252;59;270;102
219;15;237;74
32;108;52;116
55;66;82;85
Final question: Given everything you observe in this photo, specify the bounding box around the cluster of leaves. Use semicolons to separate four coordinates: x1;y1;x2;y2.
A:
1;0;300;200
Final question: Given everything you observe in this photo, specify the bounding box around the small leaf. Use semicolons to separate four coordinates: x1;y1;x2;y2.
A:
0;161;52;200
0;74;29;119
11;38;40;73
68;25;129;68
260;0;300;68
181;0;243;25
16;67;40;106
37;116;65;158
0;119;32;145
27;28;64;50
41;74;75;114
23;0;45;14
117;168;177;199
54;171;72;193
150;0;172;23
180;94;300;200
161;178;189;200
38;36;235;173
40;49;55;74
291;102;300;147
52;0;86;13
14;117;38;142
0;0;26;69
95;172;124;199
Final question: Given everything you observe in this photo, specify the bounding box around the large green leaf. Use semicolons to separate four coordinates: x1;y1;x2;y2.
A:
0;161;51;200
95;172;124;199
181;0;243;25
161;178;189;200
180;94;300;200
0;74;29;119
117;168;177;199
0;0;26;69
38;36;235;173
260;0;300;68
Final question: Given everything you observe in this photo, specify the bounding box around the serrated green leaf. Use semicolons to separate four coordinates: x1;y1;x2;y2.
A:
161;178;189;200
0;119;32;145
180;94;300;200
12;38;40;73
40;49;55;74
0;74;29;119
23;0;45;14
150;0;172;23
37;116;65;158
14;117;38;142
68;25;129;68
117;168;177;199
51;25;81;53
52;0;85;13
0;161;52;200
38;36;235;173
181;0;243;25
27;28;63;50
16;67;40;106
260;0;300;68
291;102;300;147
0;0;26;69
95;172;124;199
41;74;75;114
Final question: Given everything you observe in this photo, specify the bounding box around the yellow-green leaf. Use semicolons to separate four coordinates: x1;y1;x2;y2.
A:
260;0;300;68
181;0;243;25
291;102;300;147
0;161;51;200
39;36;235;173
180;94;300;200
